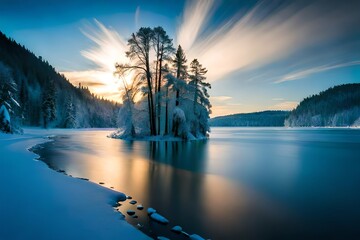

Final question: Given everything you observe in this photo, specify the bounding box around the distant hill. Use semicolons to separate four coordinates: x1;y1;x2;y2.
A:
0;31;118;128
210;111;290;127
285;83;360;127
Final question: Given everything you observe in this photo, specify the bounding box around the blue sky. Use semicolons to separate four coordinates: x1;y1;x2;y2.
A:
1;0;360;116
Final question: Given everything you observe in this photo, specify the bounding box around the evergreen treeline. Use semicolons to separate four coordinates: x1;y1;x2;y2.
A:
210;111;289;127
0;31;118;131
114;27;212;139
285;83;360;127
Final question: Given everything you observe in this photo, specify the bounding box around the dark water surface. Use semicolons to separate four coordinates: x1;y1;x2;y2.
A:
34;128;360;240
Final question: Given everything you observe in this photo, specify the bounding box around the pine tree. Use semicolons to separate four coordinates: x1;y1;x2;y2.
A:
64;95;76;128
189;59;211;136
172;45;188;106
41;79;56;128
18;78;28;125
0;62;19;115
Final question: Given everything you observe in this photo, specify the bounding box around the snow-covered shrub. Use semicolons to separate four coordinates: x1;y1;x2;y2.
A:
172;106;189;139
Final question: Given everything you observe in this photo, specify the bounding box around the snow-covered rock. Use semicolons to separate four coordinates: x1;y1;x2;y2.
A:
147;207;169;224
172;107;188;139
147;207;156;214
171;225;182;233
137;204;144;210
189;234;206;240
150;213;169;224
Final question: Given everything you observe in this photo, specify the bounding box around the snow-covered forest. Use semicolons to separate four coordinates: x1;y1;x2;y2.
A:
210;111;289;127
112;27;212;140
285;84;360;127
0;32;118;133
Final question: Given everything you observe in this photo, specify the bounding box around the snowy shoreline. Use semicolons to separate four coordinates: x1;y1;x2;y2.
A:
0;128;150;240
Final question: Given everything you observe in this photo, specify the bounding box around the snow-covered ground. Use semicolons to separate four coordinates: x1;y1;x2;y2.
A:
0;128;150;240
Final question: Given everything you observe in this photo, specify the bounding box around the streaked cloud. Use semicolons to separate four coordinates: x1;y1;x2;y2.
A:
64;19;132;102
180;1;360;82
176;0;215;51
135;6;140;29
80;19;128;72
274;61;360;83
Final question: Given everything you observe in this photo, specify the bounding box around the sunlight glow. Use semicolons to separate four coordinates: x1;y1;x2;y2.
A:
62;19;133;102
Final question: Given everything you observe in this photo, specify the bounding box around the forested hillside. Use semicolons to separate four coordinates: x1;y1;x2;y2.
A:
0;31;118;130
210;111;289;127
285;84;360;127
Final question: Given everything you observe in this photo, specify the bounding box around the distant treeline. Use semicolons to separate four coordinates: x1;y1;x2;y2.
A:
0;31;118;129
285;83;360;127
210;111;289;127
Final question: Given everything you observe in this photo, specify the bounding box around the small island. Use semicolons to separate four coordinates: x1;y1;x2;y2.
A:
112;27;212;140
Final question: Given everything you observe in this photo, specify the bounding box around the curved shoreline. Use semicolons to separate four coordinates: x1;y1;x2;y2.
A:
0;128;150;240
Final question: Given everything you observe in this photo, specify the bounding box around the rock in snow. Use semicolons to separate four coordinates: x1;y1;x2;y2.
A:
150;213;169;224
126;210;136;216
129;200;137;205
137;204;144;210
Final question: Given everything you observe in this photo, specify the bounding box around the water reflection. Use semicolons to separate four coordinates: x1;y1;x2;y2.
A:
33;128;360;240
147;140;208;171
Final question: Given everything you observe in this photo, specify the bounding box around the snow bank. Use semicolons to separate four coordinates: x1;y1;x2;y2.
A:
0;128;149;240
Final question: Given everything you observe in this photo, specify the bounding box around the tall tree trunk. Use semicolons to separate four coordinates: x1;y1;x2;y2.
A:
156;47;164;135
193;79;198;115
165;86;169;135
175;63;181;106
176;90;180;106
145;57;156;135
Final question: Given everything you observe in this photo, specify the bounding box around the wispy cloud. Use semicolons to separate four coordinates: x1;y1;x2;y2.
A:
176;0;215;51
135;6;141;29
274;61;360;83
81;19;128;72
65;20;132;102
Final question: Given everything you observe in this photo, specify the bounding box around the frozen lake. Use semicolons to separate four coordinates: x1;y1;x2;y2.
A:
34;127;360;239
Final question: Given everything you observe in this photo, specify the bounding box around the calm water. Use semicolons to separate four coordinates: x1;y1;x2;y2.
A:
34;128;360;240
